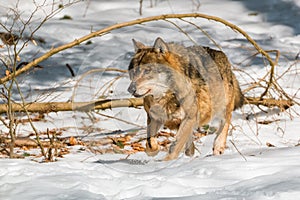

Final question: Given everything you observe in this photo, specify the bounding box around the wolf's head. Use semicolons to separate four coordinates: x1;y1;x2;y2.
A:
128;37;170;79
127;63;175;98
127;38;174;98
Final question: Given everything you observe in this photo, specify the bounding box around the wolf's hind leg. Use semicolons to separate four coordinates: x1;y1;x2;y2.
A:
213;104;233;155
213;86;236;155
184;134;195;157
213;121;230;155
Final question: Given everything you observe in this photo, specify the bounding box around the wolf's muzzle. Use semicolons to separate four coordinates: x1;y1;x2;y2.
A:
127;82;137;95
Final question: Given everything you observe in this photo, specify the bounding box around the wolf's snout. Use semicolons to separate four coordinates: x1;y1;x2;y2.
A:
127;82;136;95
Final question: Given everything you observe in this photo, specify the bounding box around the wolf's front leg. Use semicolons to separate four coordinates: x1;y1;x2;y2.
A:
165;117;196;160
145;104;166;156
145;119;163;156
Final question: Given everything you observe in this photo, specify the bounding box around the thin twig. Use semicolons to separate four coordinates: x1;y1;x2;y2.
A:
180;18;222;50
229;140;247;161
95;111;145;128
163;19;198;45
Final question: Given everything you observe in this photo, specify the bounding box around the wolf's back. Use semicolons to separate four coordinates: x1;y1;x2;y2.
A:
183;45;244;110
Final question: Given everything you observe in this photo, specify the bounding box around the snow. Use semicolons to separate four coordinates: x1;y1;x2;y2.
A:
0;0;300;199
1;147;300;199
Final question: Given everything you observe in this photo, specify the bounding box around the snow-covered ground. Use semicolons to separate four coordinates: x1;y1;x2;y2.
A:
0;0;299;199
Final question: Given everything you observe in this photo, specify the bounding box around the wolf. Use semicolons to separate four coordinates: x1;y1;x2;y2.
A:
127;37;243;160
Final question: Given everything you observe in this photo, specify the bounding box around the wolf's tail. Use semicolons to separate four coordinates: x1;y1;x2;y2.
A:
233;75;244;110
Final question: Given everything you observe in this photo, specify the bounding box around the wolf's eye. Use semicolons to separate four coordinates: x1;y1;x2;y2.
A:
143;69;151;75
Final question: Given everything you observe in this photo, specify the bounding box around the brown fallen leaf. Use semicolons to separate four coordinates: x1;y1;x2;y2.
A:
131;143;145;151
69;136;78;146
266;142;275;147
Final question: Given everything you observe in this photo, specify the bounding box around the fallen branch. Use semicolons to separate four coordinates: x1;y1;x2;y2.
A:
0;13;276;85
0;98;143;114
244;97;293;111
3;137;64;148
0;96;293;114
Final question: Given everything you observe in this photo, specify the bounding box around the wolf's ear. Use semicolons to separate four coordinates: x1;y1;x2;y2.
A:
153;37;168;53
132;39;145;52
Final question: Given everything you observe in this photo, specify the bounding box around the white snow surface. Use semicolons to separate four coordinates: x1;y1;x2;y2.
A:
0;0;300;199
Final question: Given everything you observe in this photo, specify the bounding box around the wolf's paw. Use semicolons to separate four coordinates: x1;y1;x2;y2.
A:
212;144;226;155
164;144;180;161
164;153;178;161
145;137;159;157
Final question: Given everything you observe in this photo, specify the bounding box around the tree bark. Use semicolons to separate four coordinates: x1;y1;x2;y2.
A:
244;97;293;111
0;97;293;114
